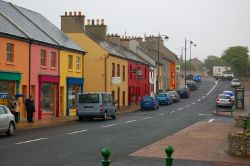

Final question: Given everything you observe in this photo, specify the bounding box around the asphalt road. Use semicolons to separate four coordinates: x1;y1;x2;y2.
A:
0;77;235;166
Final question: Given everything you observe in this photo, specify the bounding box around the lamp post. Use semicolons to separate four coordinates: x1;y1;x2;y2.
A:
184;38;196;86
189;41;196;74
156;33;168;95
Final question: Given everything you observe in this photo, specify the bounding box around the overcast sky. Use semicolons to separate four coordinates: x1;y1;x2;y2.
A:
5;0;250;61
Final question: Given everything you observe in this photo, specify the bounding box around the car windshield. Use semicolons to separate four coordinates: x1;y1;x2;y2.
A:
218;95;230;99
168;91;176;95
143;97;153;101
223;91;234;96
232;79;240;82
79;94;99;103
157;94;167;97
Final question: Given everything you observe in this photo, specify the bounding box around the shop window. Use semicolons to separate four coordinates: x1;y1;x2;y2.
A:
112;63;115;77
76;56;81;71
40;50;47;66
51;52;57;68
41;83;56;115
68;84;81;109
122;65;125;81
68;55;73;69
6;43;14;63
117;64;120;77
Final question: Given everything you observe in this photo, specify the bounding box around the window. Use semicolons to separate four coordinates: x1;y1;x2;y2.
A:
76;56;81;71
112;63;115;77
40;50;47;66
6;43;14;63
51;52;56;68
68;55;73;69
122;65;125;81
102;94;110;104
0;106;7;114
130;64;132;78
117;64;120;77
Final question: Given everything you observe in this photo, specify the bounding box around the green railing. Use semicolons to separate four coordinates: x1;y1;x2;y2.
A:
101;145;174;166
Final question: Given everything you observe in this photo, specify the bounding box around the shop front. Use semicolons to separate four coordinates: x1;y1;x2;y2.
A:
66;77;83;116
38;75;59;119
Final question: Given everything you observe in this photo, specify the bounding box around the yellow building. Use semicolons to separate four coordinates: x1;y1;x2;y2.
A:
65;33;128;108
60;50;84;116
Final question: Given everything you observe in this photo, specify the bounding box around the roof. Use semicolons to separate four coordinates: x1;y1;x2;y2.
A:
0;0;85;53
86;32;150;65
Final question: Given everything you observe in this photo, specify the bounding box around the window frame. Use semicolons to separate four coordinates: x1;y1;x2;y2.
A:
6;43;14;63
112;63;115;77
122;65;125;81
68;55;73;70
76;56;81;71
51;51;57;68
40;49;47;66
117;64;120;77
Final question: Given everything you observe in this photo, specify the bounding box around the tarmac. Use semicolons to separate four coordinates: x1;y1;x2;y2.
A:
15;91;250;165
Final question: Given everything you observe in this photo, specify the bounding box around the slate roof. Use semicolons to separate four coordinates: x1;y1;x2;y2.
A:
86;32;150;65
0;0;84;53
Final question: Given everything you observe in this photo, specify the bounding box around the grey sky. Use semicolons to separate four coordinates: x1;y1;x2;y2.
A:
5;0;250;61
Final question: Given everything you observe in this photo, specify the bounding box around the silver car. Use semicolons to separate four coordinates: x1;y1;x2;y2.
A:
231;78;241;87
167;91;180;102
0;105;16;136
216;94;233;107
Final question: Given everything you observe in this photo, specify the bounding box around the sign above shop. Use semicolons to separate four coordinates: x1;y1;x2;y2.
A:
0;93;8;99
112;77;121;84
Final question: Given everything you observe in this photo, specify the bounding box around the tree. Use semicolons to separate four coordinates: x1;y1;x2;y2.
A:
221;46;249;76
204;55;225;75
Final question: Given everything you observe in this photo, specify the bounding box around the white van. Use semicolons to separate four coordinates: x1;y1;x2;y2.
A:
77;92;117;121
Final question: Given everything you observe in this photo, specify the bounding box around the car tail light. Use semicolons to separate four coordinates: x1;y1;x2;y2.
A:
216;98;219;102
100;105;103;112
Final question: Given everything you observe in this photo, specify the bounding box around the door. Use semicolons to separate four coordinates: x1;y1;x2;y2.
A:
0;106;8;130
60;86;64;116
117;87;120;109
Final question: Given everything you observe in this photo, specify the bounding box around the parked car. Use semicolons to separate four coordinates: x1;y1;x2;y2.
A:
193;74;201;82
77;92;116;121
186;73;194;80
177;85;190;98
140;96;159;110
216;94;233;107
0;105;15;136
231;78;241;87
187;81;198;90
222;90;235;103
156;93;173;105
167;90;180;102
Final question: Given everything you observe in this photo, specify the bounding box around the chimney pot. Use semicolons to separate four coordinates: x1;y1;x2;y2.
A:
78;11;81;16
65;12;67;16
69;12;72;16
87;19;90;25
96;19;99;25
74;11;76;16
91;19;95;25
101;19;104;25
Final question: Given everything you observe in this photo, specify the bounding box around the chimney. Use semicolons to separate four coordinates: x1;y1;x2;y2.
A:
106;33;121;45
85;18;107;39
61;11;85;33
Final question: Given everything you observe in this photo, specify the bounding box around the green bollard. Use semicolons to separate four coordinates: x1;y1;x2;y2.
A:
165;145;174;166
101;148;111;166
243;119;248;131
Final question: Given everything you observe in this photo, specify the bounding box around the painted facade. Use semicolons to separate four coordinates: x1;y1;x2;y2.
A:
59;50;84;116
30;44;60;119
128;61;149;105
0;36;29;120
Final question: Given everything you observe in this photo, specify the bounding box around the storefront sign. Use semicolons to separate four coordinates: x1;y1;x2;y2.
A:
0;93;8;105
137;69;143;80
112;77;121;84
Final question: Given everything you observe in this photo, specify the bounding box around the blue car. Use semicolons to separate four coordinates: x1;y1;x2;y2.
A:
193;74;201;82
140;96;159;110
222;90;235;104
156;93;173;105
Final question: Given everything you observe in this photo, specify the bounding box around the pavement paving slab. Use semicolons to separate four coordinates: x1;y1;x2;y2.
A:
131;121;250;165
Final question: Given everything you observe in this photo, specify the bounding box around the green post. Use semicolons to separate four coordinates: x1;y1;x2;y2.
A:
101;148;111;166
165;145;174;166
243;119;248;131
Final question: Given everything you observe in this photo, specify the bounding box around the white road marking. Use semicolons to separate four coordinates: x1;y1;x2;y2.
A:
67;129;88;135
16;138;48;145
198;113;212;116
192;102;196;105
170;111;175;114
206;80;218;95
197;99;201;102
186;105;190;108
157;114;165;116
101;124;116;128
208;119;214;122
202;96;205;99
177;108;183;111
143;117;152;120
126;120;136;123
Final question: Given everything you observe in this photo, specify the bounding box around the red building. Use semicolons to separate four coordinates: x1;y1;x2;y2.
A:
128;61;149;105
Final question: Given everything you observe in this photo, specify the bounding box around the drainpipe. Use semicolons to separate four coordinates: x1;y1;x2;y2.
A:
28;40;32;97
104;54;110;92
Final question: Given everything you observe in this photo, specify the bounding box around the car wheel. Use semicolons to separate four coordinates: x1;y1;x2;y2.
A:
6;122;15;136
111;111;116;120
78;116;83;121
103;112;107;120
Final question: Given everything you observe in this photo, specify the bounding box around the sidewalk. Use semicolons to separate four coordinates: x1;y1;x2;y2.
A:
16;105;140;131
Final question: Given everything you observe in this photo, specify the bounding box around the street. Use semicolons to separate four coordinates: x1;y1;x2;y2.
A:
0;77;239;166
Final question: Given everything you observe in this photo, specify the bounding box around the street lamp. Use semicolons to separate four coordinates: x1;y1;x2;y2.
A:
156;33;168;95
184;38;196;86
189;41;196;74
